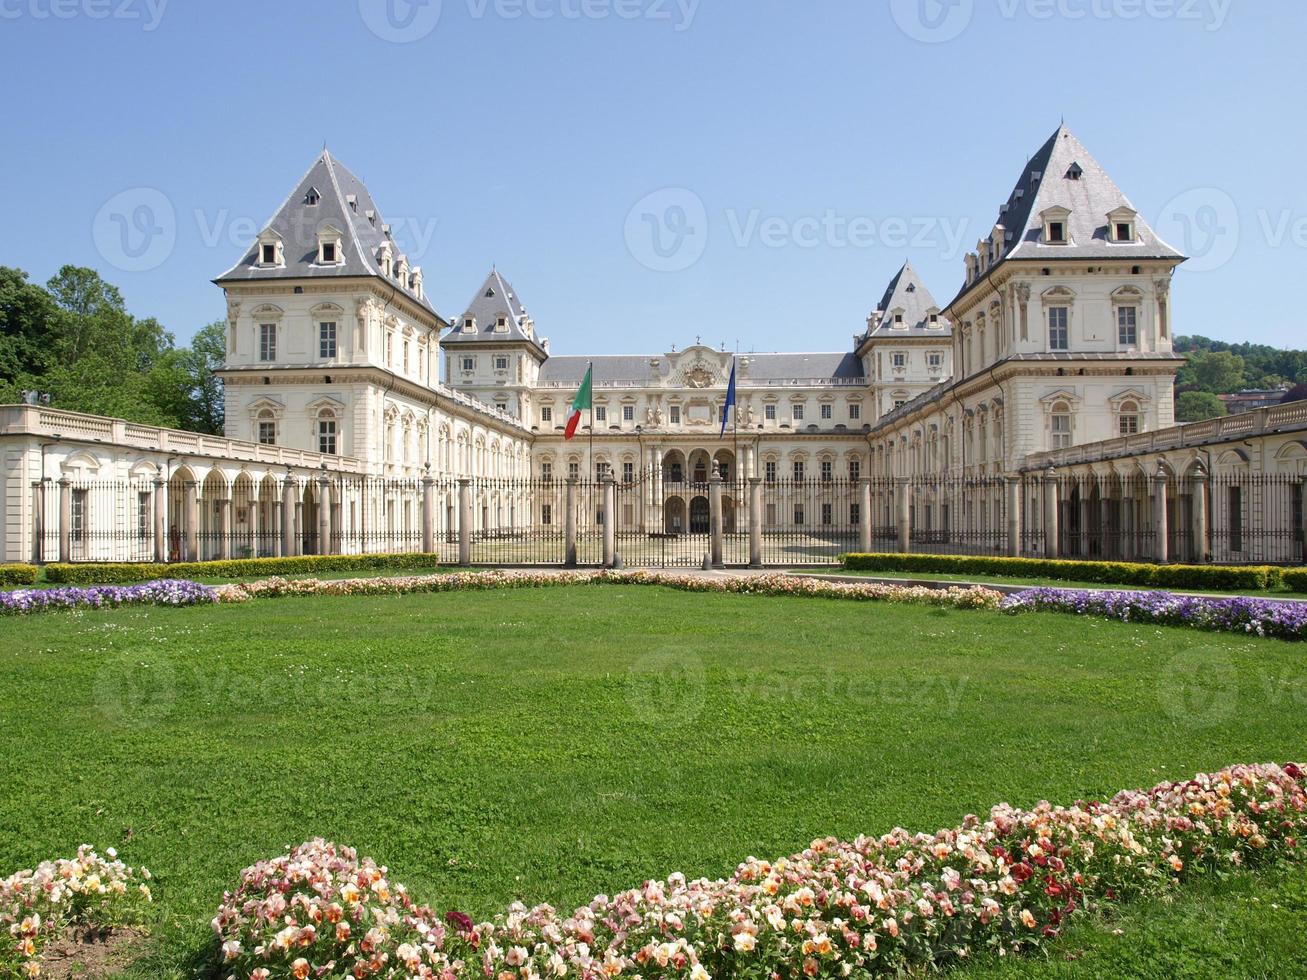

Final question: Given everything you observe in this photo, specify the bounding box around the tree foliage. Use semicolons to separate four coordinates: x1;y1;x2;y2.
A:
1175;390;1228;423
0;265;224;433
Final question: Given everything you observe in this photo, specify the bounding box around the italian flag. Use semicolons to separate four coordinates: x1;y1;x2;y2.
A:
564;364;593;440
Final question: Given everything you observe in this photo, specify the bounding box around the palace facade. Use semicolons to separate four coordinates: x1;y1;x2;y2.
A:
2;125;1304;566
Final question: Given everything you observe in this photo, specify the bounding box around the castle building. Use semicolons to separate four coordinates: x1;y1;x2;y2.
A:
3;125;1304;567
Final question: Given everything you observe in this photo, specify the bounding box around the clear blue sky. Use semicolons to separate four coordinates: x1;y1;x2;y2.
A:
1;0;1303;355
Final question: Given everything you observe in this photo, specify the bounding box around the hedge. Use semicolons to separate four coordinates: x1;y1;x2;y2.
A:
840;553;1285;592
1287;569;1307;594
42;553;446;585
0;564;38;587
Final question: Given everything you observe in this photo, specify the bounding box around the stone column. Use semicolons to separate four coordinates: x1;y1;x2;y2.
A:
1191;465;1210;563
1079;483;1091;559
564;478;578;567
318;474;333;556
858;477;873;553
57;477;71;564
218;495;232;561
602;474;617;568
1005;475;1021;557
458;478;473;566
184;481;199;563
748;477;763;568
281;476;295;558
709;467;724;568
1043;468;1060;559
1099;486;1113;560
422;472;436;555
895;477;910;554
1153;463;1170;564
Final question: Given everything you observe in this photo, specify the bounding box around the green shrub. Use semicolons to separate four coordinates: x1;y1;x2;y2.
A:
43;553;446;585
0;564;38;587
840;553;1284;592
1286;569;1307;594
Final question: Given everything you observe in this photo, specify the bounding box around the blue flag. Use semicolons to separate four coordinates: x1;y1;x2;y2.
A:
720;358;737;438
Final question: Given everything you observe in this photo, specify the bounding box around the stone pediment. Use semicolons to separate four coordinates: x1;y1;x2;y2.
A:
664;345;731;389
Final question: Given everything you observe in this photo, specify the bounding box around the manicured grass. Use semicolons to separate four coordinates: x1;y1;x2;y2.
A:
823;567;1297;597
1;586;1304;977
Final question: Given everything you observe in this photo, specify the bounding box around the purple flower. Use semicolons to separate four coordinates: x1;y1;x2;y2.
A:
0;579;218;616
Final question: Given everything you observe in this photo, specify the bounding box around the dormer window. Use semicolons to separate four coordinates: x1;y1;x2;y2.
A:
305;187;321;206
1041;206;1072;245
461;317;476;334
316;224;344;266
1066;163;1083;180
1108;207;1138;243
495;316;509;333
256;231;284;268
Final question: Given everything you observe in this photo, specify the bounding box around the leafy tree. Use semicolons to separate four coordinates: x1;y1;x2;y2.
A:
0;266;63;391
1182;350;1245;394
146;321;225;433
1176;390;1228;423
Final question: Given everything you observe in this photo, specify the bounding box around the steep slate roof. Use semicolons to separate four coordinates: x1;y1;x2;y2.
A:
862;261;952;339
214;151;437;315
537;352;864;386
443;268;546;355
991;125;1183;265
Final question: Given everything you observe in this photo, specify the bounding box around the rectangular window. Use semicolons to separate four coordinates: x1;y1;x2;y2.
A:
494;356;509;371
928;352;943;369
259;323;277;362
1119;414;1140;436
595;406;607;422
821;502;833;526
764;404;776;421
541;503;553;525
1117;306;1138;347
568;461;580;479
137;492;150;540
793;461;805;481
849;459;861;481
261;243;276;264
321;242;336;264
461;356;474;371
623;405;635;422
764;460;777;483
669;405;681;424
792;405;805;422
1229;486;1244;552
1048;307;1069;350
820;404;833;420
820;460;833;482
319;321;337;359
794;505;806;525
541;406;553;423
1048;221;1066;243
318;420;337;455
892;353;907;369
850;503;861;525
622;461;635;483
258;420;277;445
1116;222;1133;242
403;342;410;372
596;507;605;526
541;462;553;481
848;403;861;420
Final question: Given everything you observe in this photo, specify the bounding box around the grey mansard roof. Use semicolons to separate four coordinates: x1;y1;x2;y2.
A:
443;268;547;356
537;351;864;386
991;125;1183;265
862;261;952;340
214;151;437;315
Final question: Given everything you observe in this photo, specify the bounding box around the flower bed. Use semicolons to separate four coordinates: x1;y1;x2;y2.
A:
212;569;1005;611
1001;587;1307;641
42;553;446;586
212;763;1307;979
0;580;218;616
2;846;153;977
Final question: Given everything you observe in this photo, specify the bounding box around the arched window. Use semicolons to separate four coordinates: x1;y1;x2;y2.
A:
1118;400;1140;436
317;409;338;456
1050;401;1072;450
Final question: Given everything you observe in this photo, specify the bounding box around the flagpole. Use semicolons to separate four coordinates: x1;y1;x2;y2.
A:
733;344;740;480
587;360;594;487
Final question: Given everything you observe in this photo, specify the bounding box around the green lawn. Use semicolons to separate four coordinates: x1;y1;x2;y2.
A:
2;585;1305;977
